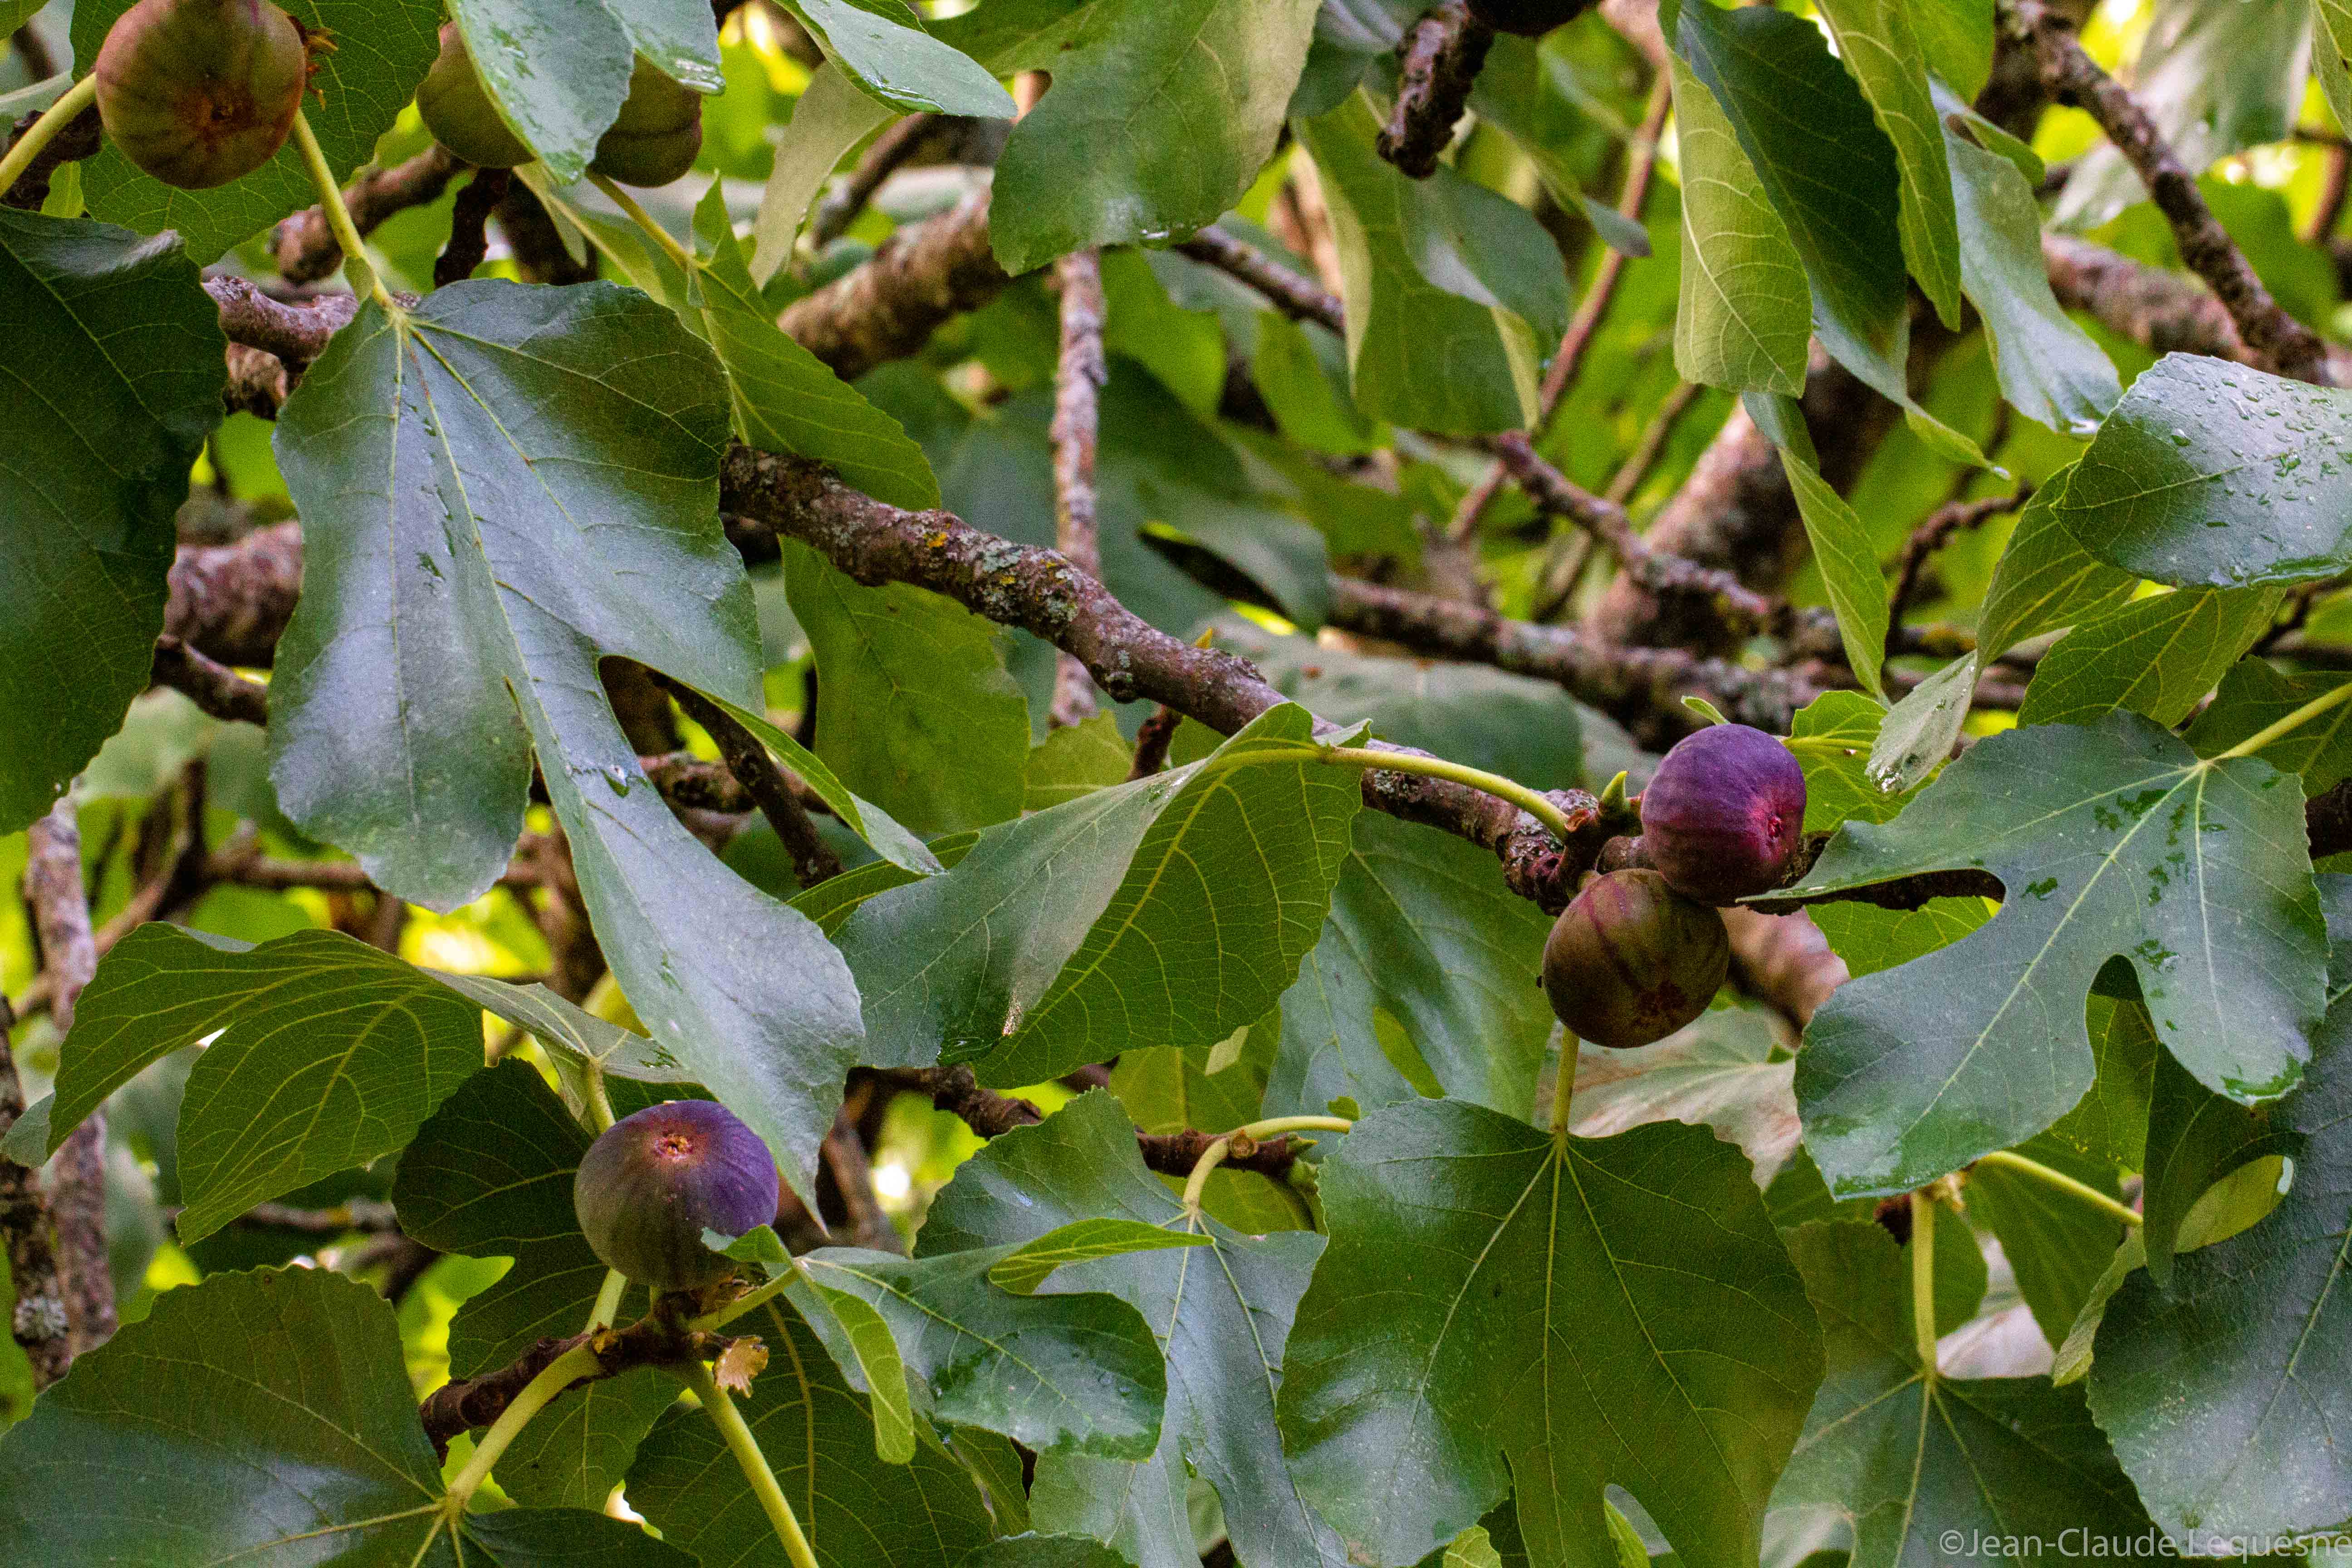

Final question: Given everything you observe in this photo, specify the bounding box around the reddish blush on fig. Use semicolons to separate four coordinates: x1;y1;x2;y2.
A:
573;1099;779;1293
95;0;312;190
1541;869;1730;1050
1637;722;1806;905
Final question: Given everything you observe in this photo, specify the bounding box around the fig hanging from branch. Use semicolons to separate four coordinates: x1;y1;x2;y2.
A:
94;0;318;189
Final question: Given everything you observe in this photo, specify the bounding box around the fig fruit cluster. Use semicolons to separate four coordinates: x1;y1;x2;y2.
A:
418;25;703;186
1466;0;1602;36
95;0;314;189
573;1099;779;1292
1541;724;1806;1050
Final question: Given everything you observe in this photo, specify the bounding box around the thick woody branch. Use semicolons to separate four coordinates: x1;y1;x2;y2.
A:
1378;2;1495;179
0;995;69;1390
718;447;1594;907
1049;249;1108;727
202;277;358;372
23;804;116;1361
2041;232;2352;382
163;518;304;667
274;145;465;284
778;190;1009;381
2006;0;2331;384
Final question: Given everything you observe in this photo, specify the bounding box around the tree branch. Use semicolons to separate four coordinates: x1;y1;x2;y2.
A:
1884;482;2034;656
778;190;1008;381
152;636;269;725
1049;248;1108;727
869;1066;1308;1181
22;803;116;1362
1175;227;1345;332
2005;0;2332;384
0;994;70;1391
808;111;939;249
1377;1;1496;179
435;167;510;289
274;145;465;284
657;679;844;889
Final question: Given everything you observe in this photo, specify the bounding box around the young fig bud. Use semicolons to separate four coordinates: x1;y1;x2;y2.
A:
415;23;532;169
1465;0;1600;36
1541;869;1729;1050
95;0;311;190
1637;722;1807;905
587;58;702;186
573;1099;779;1292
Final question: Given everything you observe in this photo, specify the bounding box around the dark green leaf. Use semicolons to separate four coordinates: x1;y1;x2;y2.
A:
783;0;1016;117
1279;1099;1823;1568
921;1091;1348;1568
0;210;220;832
494;1370;679;1513
1814;0;1961;327
1792;713;2326;1196
463;1507;697;1566
2186;658;2352;793
982;0;1320;274
446;0;635;185
2057;355;2352;588
0;1266;454;1563
2018;588;2281;728
785;538;1031;834
2089;985;2352;1540
1024;712;1134;811
271;281;862;1204
47;925;483;1242
960;1536;1131;1568
628;1298;999;1567
2046;987;2158;1170
1663;51;1806;397
71;0;441;261
392;1059;627;1375
1965;1133;2132;1350
838;704;1356;1085
1768;1221;2168;1568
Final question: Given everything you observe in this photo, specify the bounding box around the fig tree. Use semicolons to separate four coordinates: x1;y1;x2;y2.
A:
1637;721;1806;905
1541;869;1729;1049
588;58;702;186
415;23;532;170
573;1099;779;1292
94;0;312;190
1465;0;1599;36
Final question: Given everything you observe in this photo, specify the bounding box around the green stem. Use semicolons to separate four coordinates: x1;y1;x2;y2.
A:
1909;1191;1938;1377
1973;1149;2142;1229
590;171;698;274
583;1062;617;1134
443;1342;602;1507
1180;1137;1232;1214
289;108;392;309
685;1357;821;1568
2214;675;2352;760
1315;746;1574;841
583;1269;627;1333
0;74;98;201
1550;1035;1578;1137
1234;1115;1352;1140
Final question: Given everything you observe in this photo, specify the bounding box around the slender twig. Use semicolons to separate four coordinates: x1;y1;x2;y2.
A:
152;636;269;726
1174;227;1345;333
2310;142;2351;247
658;679;844;889
1884;482;2034;657
808;111;938;248
1377;1;1496;178
0;994;70;1390
1604;378;1702;508
1049;249;1108;727
1127;706;1182;780
433;167;510;289
22;802;115;1362
2005;0;2330;383
1449;74;1673;542
444;1342;608;1504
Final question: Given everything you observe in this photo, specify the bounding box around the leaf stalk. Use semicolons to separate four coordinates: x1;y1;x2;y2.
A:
1909;1190;1939;1377
1972;1149;2141;1229
1314;745;1575;842
289;108;392;310
2214;674;2352;761
442;1341;602;1508
686;1356;822;1568
0;73;97;201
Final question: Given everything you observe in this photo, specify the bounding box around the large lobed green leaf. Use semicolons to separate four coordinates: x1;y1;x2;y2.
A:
71;0;442;263
0;211;221;833
45;925;485;1242
1767;1222;2171;1568
2058;355;2352;589
921;1091;1348;1568
837;703;1357;1085
1793;712;2327;1196
1278;1098;1824;1568
270;279;862;1205
0;1265;686;1563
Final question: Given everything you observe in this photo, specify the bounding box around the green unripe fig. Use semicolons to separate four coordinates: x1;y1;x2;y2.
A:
1540;869;1729;1050
94;0;311;190
1465;0;1600;36
573;1099;779;1293
588;57;702;187
415;22;532;169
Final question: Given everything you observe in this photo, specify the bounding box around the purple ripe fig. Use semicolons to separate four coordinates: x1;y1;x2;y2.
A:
1637;722;1806;905
588;58;702;186
1542;869;1730;1050
573;1099;779;1292
415;23;532;169
94;0;311;190
1465;0;1599;36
